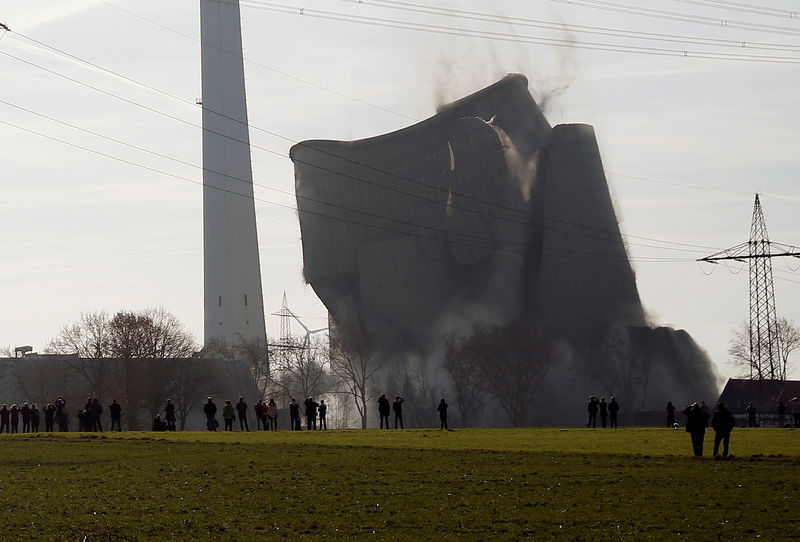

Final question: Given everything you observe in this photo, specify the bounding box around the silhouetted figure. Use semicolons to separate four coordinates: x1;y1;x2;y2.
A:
378;394;391;429
77;410;86;432
393;396;405;429
21;403;31;433
666;401;676;428
152;413;164;431
684;402;706;457
318;400;327;430
437;398;449;430
0;404;9;433
790;397;800;427
267;398;278;431
44;403;55;432
608;396;619;428
91;398;103;432
289;398;300;430
587;396;599;428
254;400;265;430
777;401;786;427
223;400;235;431
30;404;40;433
599;397;608;428
304;397;319;431
55;397;68;432
746;402;758;428
10;404;20;433
700;401;711;427
712;401;736;458
204;397;218;432
235;397;249;431
109;400;122;431
164;399;176;431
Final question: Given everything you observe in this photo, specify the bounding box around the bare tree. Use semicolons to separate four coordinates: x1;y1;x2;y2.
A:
471;324;549;426
730;318;800;381
442;332;485;426
271;335;330;403
329;322;380;429
166;358;222;430
594;327;650;414
233;333;270;399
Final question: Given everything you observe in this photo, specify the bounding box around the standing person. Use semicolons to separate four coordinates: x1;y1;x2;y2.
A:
44;403;55;432
392;396;405;429
109;400;122;431
378;394;391;429
21;403;31;433
91;398;103;432
437;398;449;430
267;398;278;431
666;401;676;428
164;399;176;431
236;397;249;432
254;400;264;430
587;396;599;428
712;401;736;458
599;397;608;429
0;404;9;433
10;404;20;433
30;404;40;433
746;401;758;428
304;397;318;431
684;402;706;457
608;396;619;428
318;400;327;430
55;397;68;432
777;401;786;428
790;397;800;427
83;398;94;431
289;398;300;430
203;397;218;431
222;400;235;431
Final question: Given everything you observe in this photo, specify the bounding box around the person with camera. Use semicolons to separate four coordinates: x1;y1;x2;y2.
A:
711;401;736;458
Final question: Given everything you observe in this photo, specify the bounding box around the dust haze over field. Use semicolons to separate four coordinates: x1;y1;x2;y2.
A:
291;74;717;426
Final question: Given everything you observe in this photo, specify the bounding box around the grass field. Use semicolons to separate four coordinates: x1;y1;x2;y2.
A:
0;427;797;541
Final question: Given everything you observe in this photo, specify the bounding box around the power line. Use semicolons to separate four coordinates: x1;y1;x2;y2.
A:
546;0;800;37
96;0;415;121
1;37;723;254
352;0;800;53
672;0;800;19
234;0;800;62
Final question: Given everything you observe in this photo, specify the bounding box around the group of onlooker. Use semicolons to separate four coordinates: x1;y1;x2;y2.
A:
201;396;282;432
586;395;620;428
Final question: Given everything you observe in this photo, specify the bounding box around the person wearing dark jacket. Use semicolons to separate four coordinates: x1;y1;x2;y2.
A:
666;401;676;428
392;396;405;429
437;398;449;430
318;400;327;430
236;397;249;432
587;396;599;428
608;396;619;428
30;404;40;433
289;398;300;430
304;397;319;431
599;397;608;428
684;402;707;456
378;394;391;429
44;403;56;432
0;404;9;433
203;397;218;431
109;400;122;431
91;398;103;432
164;399;176;431
712;402;736;458
746;402;758;428
21;403;31;433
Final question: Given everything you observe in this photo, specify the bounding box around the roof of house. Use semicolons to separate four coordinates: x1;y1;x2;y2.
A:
717;378;800;413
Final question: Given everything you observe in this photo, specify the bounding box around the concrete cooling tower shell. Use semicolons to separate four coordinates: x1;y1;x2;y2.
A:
291;74;718;425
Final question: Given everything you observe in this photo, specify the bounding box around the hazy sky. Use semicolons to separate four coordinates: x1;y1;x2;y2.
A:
2;0;799;387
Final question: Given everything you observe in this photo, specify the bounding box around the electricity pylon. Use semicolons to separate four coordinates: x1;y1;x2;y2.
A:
699;194;800;381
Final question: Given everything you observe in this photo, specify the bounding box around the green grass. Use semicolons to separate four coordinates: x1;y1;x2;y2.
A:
0;427;798;540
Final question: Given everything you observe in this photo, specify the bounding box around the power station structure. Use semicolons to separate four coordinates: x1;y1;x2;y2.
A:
700;194;800;381
291;74;718;425
200;0;267;349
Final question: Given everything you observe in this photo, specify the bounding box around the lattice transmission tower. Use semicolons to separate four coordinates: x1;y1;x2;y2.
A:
699;194;800;381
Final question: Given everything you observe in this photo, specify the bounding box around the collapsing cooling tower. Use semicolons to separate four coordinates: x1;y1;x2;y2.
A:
290;74;716;425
